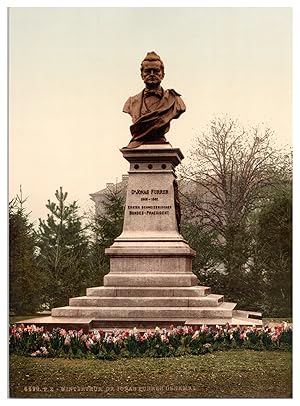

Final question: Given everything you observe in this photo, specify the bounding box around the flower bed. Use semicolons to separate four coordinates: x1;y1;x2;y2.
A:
9;323;292;359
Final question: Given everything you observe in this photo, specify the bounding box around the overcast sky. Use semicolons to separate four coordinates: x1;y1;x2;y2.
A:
9;7;292;223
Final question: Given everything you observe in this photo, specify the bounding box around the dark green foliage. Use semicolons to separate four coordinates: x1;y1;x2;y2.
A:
9;188;41;314
253;184;292;317
36;187;90;308
180;221;220;275
89;186;125;284
93;186;125;247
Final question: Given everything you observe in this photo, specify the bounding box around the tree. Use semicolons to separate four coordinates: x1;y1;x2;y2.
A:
253;182;292;317
36;187;90;308
88;185;125;284
9;187;41;314
180;116;291;305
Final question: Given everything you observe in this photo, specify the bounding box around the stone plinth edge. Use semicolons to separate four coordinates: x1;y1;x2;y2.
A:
120;143;184;167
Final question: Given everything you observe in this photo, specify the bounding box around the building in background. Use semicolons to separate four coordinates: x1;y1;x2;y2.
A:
89;174;129;216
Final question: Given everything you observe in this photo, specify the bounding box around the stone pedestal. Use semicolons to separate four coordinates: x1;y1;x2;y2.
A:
18;143;262;332
104;144;197;288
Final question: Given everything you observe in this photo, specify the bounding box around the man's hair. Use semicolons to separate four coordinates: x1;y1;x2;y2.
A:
140;51;165;74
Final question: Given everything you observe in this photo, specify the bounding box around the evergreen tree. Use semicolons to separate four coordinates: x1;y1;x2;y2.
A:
88;186;125;284
36;187;89;308
9;187;41;314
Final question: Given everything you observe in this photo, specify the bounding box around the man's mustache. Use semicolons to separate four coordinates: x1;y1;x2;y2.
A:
146;75;160;80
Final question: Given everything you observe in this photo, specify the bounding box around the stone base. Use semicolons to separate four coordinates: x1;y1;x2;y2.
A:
17;283;262;331
103;273;199;287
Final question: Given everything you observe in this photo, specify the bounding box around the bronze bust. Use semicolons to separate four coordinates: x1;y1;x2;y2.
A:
123;51;186;148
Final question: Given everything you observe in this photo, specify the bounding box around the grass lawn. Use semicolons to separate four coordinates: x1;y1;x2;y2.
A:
9;350;292;398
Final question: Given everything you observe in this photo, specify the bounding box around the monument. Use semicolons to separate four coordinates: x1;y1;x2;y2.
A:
19;52;262;331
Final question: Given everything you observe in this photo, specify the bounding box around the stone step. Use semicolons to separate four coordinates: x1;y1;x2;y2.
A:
52;302;236;319
86;286;211;297
232;309;262;320
90;319;187;330
103;272;198;287
69;294;224;308
185;309;263;327
16;313;262;333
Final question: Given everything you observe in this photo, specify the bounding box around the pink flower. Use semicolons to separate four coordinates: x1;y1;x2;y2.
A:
26;326;32;333
59;329;67;337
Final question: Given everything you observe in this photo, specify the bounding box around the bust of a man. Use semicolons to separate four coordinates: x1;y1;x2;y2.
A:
123;51;186;149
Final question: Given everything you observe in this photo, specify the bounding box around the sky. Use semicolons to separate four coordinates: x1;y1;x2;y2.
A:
8;7;292;224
